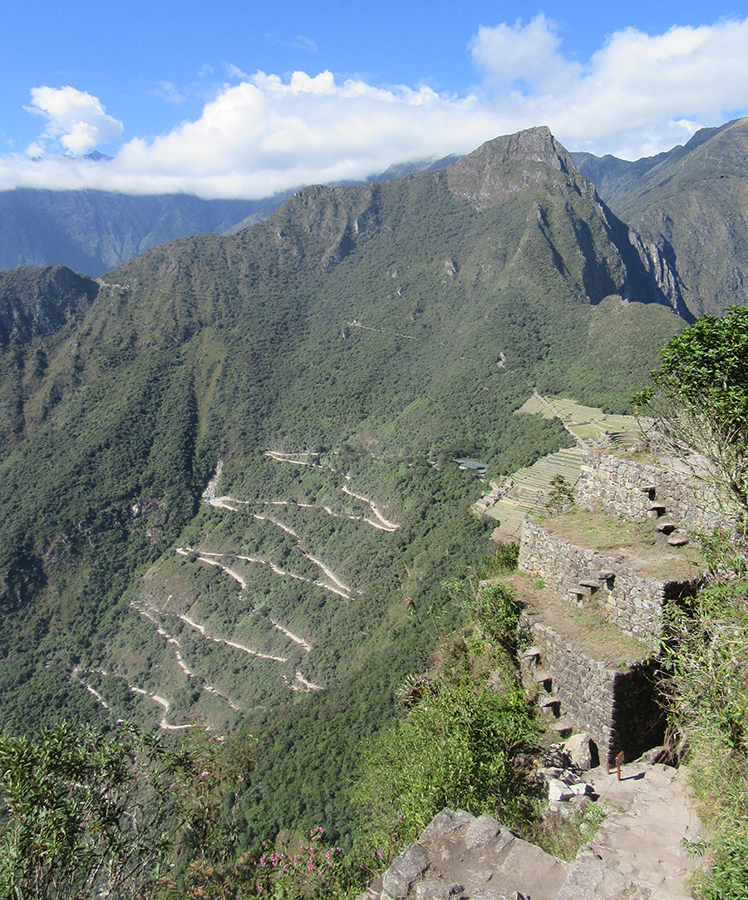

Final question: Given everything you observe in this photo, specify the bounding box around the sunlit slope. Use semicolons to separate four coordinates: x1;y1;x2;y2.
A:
0;127;686;734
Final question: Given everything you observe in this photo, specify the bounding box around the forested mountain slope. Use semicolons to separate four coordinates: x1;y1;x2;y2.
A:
0;126;687;841
574;117;748;317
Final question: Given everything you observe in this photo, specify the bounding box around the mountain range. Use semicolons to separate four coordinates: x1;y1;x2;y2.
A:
0;122;741;843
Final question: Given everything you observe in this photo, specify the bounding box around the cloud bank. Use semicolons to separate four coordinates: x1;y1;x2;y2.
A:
3;15;748;198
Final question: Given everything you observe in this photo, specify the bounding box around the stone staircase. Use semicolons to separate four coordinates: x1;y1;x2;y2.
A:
520;646;574;739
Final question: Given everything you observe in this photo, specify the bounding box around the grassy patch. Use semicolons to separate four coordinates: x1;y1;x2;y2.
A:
539;507;704;579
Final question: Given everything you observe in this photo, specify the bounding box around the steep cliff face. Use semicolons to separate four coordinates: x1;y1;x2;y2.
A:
576;117;748;317
447;128;687;316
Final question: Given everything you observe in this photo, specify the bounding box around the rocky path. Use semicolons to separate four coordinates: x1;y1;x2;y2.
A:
559;758;703;899
363;757;704;900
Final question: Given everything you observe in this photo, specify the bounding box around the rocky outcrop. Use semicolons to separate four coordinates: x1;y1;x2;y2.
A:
359;809;569;900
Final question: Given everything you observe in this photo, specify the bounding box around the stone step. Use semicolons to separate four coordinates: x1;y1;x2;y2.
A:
668;534;690;547
548;718;574;735
521;646;541;660
539;695;561;708
534;670;553;685
654;519;676;534
579;579;601;592
648;503;667;518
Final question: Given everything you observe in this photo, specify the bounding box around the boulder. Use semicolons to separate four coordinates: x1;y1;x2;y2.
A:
382;843;431;900
563;733;594;771
548;778;575;801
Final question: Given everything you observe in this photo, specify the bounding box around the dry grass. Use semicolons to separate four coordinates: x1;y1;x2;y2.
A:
537;506;704;580
504;573;652;666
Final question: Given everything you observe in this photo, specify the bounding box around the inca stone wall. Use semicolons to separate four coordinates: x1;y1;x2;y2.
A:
576;447;726;532
522;615;666;763
522;615;616;755
519;521;698;649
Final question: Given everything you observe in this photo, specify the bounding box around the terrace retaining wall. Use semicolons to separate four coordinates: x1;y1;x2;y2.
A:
576;448;727;533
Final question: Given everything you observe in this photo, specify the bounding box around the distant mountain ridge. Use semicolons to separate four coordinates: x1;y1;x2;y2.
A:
573;117;748;317
0;157;460;279
4;118;748;321
0;189;290;276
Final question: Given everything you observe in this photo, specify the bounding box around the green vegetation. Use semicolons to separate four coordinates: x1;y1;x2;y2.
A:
635;305;748;532
0;721;250;900
0;129;695;875
664;579;748;900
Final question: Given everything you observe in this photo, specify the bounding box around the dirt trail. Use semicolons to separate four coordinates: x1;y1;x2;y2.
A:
178;614;288;662
282;671;324;692
72;664;194;731
341;481;398;531
268;618;312;652
264;450;324;468
177;548;319;644
203;684;241;711
132;602;195;675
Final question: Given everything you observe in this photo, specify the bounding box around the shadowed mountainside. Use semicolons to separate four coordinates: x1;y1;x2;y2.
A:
574;117;748;317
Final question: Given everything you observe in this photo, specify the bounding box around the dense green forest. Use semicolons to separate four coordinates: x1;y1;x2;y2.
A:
0;128;691;865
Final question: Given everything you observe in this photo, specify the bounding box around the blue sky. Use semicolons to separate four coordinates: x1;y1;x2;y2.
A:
1;1;747;197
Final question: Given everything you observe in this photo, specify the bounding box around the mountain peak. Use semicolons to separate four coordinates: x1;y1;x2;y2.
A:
446;126;582;210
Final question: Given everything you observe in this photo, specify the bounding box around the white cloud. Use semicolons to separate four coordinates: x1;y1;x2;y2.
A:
476;16;748;158
470;15;582;93
225;63;250;81
25;86;124;155
3;16;748;198
156;82;185;104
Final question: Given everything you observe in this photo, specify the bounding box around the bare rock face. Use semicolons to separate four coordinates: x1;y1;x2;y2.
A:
446;127;581;211
360;809;569;900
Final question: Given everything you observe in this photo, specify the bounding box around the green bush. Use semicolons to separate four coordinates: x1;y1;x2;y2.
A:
354;682;536;847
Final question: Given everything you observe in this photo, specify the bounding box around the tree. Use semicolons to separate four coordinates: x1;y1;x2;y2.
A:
0;721;247;900
633;305;748;534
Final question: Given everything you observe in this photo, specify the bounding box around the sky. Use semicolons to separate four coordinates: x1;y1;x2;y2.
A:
1;0;747;199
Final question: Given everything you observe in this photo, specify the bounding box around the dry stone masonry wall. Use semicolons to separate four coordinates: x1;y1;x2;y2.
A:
519;616;665;763
576;447;726;532
513;446;707;763
521;615;616;756
519;520;695;650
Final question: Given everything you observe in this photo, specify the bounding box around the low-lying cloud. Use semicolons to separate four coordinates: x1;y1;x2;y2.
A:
3;15;748;198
